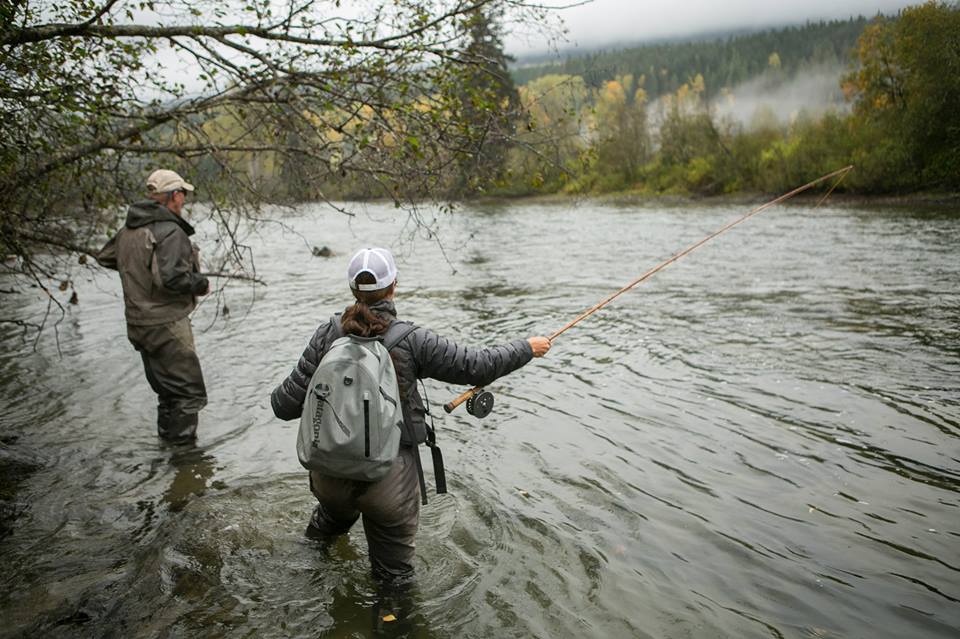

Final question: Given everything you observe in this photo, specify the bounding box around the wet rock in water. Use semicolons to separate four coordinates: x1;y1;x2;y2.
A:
312;245;333;258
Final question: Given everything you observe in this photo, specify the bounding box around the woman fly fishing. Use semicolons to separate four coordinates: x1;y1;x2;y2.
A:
270;247;550;580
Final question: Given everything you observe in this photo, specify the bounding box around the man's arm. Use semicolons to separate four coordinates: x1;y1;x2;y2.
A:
155;228;208;295
95;235;118;270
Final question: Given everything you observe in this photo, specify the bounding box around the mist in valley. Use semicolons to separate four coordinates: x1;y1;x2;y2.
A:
713;66;849;128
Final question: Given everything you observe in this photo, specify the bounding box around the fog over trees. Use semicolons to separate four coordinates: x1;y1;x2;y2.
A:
498;4;958;197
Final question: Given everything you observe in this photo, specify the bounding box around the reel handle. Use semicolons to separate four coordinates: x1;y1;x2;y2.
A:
443;386;480;413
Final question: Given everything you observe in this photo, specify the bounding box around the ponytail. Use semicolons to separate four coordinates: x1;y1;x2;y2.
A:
341;271;395;336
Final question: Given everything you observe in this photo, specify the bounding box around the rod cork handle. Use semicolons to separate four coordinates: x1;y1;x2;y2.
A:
444;386;480;413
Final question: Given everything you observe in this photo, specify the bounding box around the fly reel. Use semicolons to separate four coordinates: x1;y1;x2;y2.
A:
465;389;495;418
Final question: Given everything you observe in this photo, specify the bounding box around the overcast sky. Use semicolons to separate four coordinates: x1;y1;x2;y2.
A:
505;0;919;57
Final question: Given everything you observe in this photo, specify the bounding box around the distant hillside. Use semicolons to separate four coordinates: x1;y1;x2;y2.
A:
511;17;869;99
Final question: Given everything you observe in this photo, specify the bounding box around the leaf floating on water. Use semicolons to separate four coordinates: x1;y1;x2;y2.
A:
382;614;397;622
59;280;69;291
518;489;530;498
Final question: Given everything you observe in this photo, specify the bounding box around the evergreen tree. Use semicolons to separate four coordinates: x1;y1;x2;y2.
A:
451;7;521;194
512;17;870;100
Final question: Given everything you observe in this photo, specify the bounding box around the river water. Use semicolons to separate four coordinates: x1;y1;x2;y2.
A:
1;199;958;638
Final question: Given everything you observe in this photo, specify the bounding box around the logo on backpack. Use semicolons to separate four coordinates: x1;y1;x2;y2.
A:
297;321;413;481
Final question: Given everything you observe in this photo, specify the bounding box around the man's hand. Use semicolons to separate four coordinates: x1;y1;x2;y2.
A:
527;336;551;358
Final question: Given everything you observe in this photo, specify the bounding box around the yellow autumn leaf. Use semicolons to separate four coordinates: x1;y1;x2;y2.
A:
382;614;397;622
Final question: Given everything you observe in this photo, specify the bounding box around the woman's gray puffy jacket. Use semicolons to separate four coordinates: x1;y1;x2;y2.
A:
270;299;533;444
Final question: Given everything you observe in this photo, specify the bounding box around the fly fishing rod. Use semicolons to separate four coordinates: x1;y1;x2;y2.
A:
444;165;854;417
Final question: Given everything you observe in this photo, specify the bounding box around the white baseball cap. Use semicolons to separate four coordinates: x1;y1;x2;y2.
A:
347;247;398;291
146;169;194;194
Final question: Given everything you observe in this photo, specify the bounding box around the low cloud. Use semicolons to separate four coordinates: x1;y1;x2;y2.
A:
712;67;849;127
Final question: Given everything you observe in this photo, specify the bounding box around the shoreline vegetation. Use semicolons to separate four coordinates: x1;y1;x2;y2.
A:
348;189;960;212
477;189;960;206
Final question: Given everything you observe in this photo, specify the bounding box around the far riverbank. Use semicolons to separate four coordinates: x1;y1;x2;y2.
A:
462;189;960;211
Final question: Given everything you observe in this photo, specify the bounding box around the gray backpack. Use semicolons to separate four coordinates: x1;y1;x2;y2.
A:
297;319;416;481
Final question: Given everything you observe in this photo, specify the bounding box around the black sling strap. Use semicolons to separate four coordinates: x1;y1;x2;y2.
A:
382;321;447;505
418;381;447;497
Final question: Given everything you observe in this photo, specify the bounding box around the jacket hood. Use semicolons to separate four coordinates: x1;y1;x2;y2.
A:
368;298;397;319
125;200;195;236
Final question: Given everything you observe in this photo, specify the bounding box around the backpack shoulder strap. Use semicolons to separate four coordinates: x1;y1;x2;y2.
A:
315;314;344;361
327;314;344;339
382;320;417;351
382;320;443;505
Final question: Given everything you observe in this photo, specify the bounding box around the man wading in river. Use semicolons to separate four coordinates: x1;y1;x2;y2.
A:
97;169;210;443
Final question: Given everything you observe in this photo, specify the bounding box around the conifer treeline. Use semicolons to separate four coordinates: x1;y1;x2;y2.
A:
512;18;868;101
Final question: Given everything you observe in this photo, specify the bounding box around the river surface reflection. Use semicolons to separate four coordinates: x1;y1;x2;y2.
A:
1;200;958;638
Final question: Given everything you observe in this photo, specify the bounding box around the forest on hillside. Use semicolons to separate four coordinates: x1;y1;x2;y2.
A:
490;4;959;198
512;18;869;101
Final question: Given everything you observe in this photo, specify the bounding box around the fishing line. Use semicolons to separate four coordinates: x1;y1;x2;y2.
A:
445;165;854;416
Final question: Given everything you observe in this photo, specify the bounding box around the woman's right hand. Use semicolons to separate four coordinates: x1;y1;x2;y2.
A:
528;336;551;358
